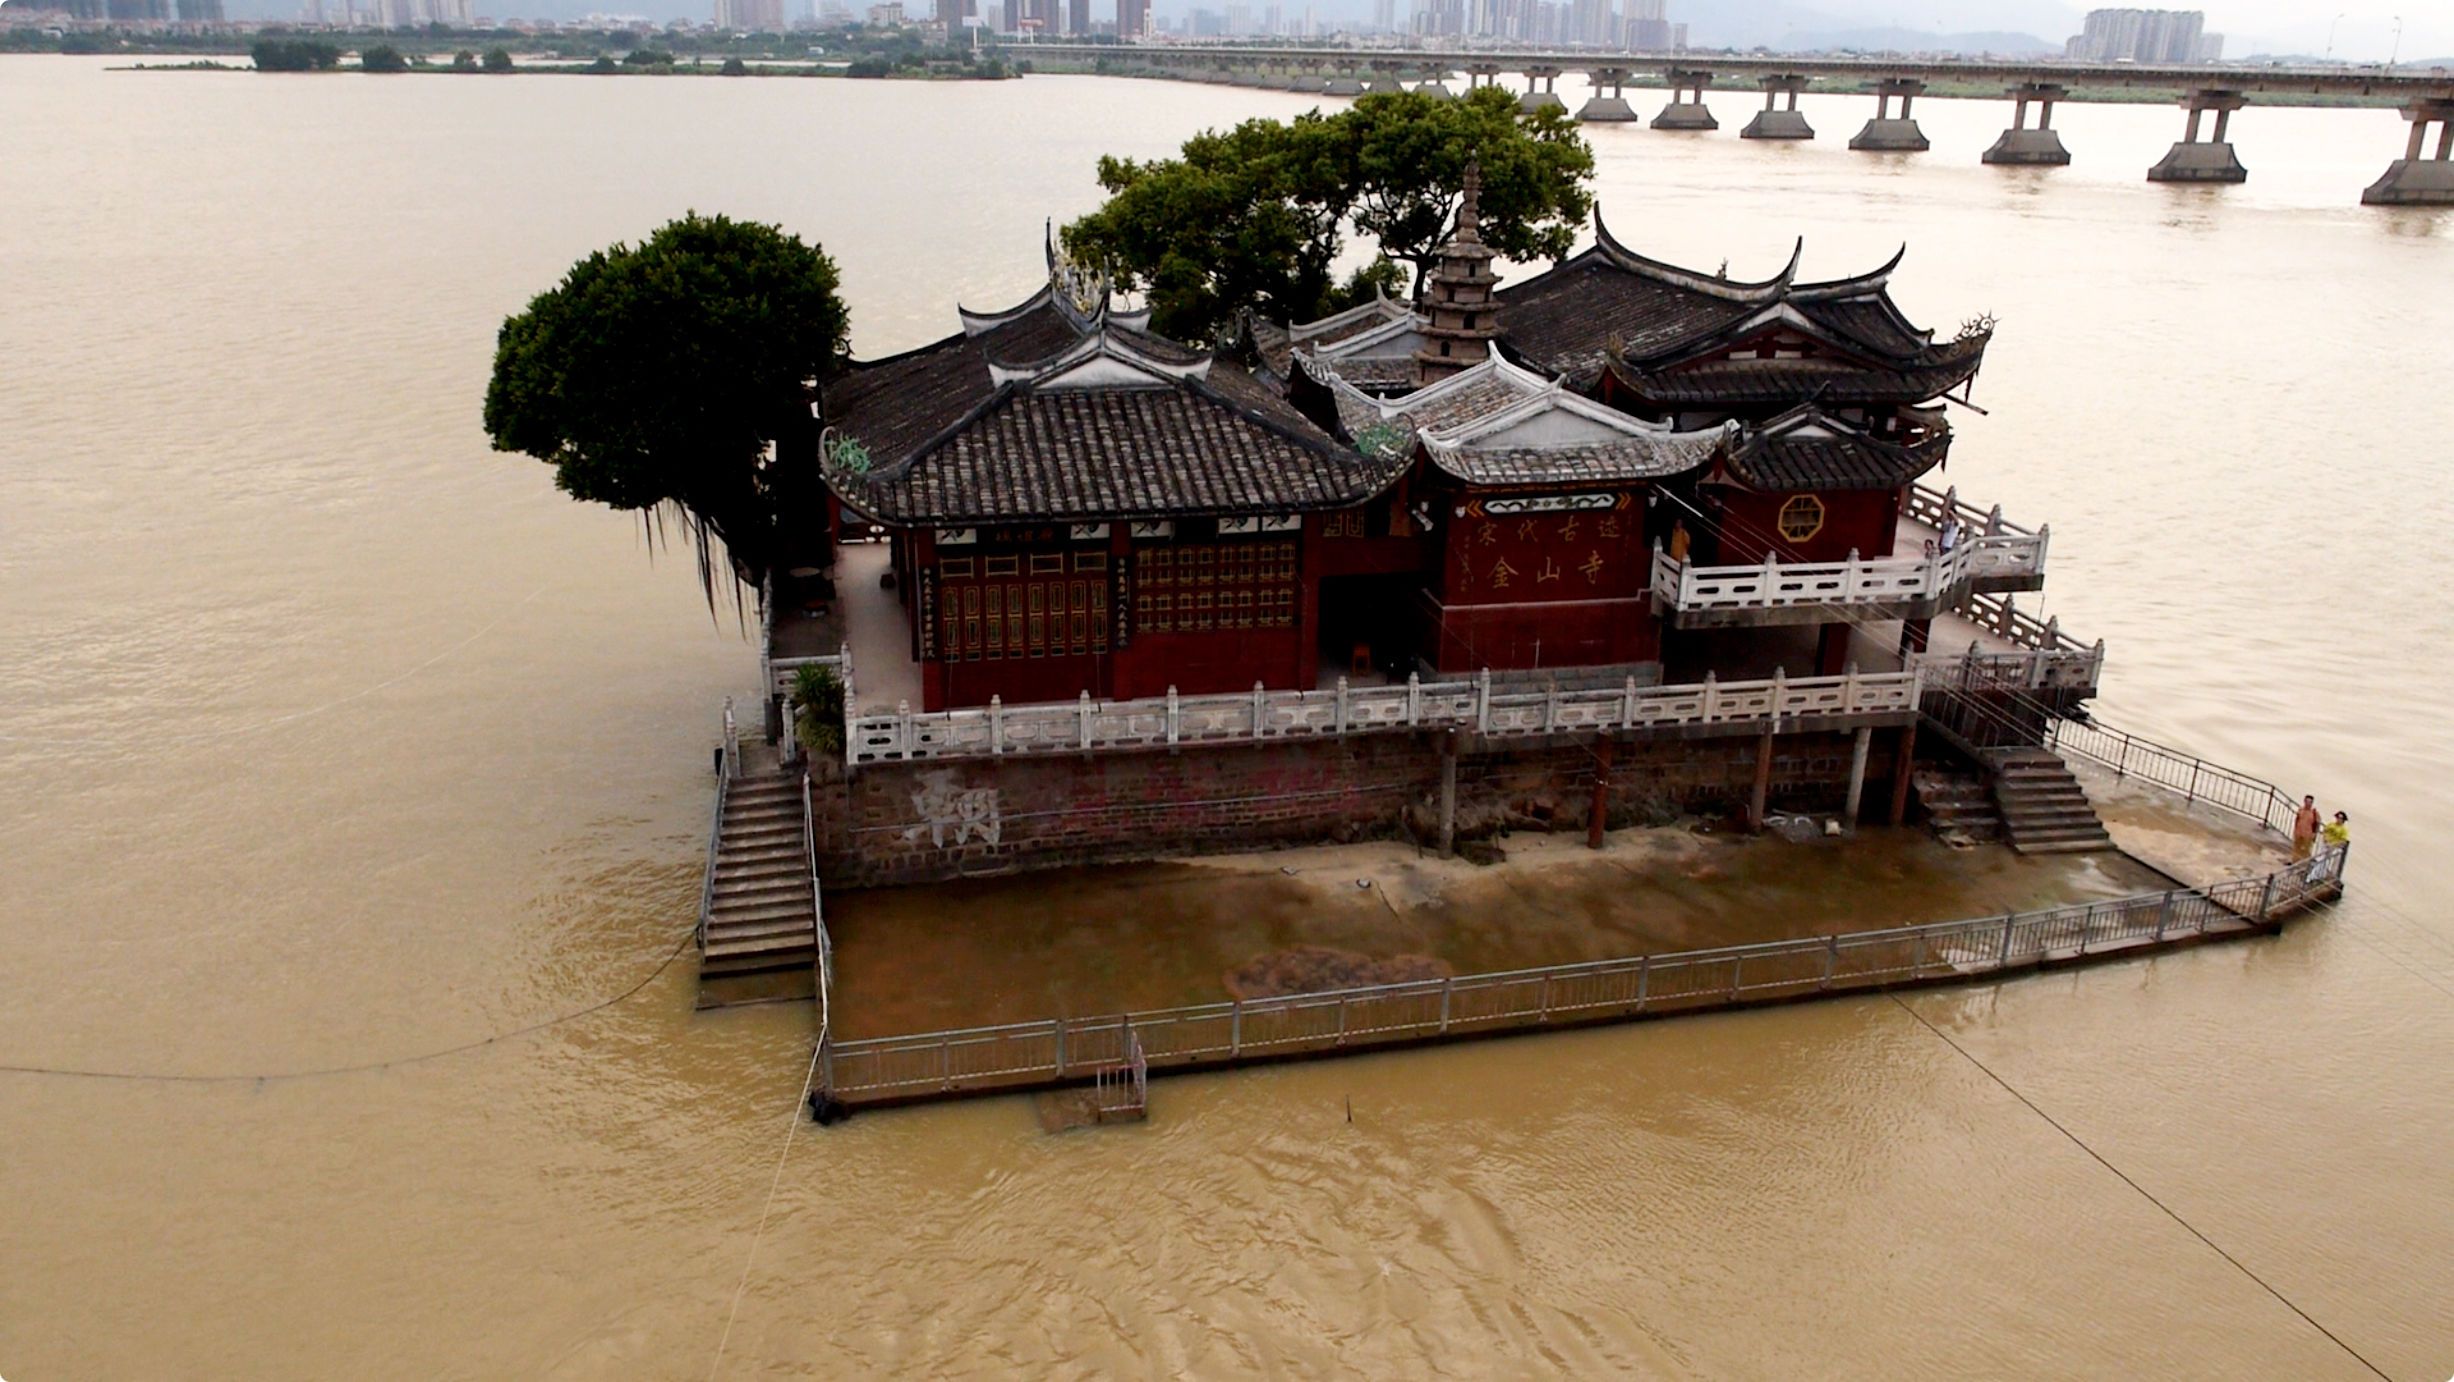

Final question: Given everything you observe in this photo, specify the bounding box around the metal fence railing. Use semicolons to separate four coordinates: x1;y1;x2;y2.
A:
819;848;2344;1105
695;698;737;953
2044;714;2299;836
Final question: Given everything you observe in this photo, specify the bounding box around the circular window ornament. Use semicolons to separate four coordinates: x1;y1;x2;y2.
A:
1777;494;1825;543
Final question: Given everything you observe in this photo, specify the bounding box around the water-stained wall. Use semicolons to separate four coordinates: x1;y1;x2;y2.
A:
811;729;1899;889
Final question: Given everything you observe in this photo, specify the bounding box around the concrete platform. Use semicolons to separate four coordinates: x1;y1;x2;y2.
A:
1576;96;1639;121
1983;128;2071;165
1740;109;1814;140
1520;90;1566;114
1414;80;1455;99
1850;117;1930;151
1324;76;1365;95
2148;141;2248;183
2361;158;2454;205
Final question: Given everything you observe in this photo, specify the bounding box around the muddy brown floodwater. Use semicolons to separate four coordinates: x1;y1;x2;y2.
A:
6;55;2454;1380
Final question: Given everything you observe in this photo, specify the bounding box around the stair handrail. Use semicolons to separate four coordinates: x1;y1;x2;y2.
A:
697;699;734;953
2042;714;2299;837
1924;681;2301;838
721;695;739;782
804;767;832;1059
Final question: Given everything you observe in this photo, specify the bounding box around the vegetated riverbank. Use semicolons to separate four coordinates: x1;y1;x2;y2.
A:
7;24;1031;78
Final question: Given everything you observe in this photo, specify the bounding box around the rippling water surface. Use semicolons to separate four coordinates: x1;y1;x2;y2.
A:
4;56;2452;1378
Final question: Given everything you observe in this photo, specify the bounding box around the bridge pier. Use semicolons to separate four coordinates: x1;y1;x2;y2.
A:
1652;69;1718;130
1325;60;1364;97
1465;63;1501;93
1520;66;1566;114
2148;89;2248;183
1740;74;1814;139
1414;66;1455;99
2362;99;2454;205
1849;78;1930;151
1366;61;1404;94
1983;83;2071;166
1289;59;1324;94
1577;67;1639;121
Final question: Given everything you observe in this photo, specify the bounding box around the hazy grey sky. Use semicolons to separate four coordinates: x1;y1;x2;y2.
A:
2199;0;2446;59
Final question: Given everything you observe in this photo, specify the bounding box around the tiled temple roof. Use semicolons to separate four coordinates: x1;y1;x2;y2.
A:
1495;212;1990;404
825;283;1402;525
1719;404;1949;492
1306;348;1730;488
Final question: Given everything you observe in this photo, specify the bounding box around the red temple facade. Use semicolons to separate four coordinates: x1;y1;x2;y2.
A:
818;178;1996;712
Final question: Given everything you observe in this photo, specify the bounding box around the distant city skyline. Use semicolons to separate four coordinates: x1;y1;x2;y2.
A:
8;0;2443;59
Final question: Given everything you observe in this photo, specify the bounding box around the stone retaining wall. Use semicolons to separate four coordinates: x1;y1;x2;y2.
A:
811;729;1904;889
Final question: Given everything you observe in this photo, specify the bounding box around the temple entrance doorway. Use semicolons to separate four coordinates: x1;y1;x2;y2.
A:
1316;574;1423;685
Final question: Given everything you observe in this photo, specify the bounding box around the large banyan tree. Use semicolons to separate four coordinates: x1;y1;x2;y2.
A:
483;212;849;604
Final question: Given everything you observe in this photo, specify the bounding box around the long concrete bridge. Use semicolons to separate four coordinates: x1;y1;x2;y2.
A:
1018;43;2454;204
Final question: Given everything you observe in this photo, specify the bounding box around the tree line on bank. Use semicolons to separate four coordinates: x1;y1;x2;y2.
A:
251;36;510;70
483;94;1594;597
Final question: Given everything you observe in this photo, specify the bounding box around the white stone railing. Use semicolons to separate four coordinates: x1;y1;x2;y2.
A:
771;650;849;702
1913;588;2105;690
1651;528;2047;617
846;665;1924;766
1903;480;2035;540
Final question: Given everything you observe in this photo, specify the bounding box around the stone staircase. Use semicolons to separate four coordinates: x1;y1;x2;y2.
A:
700;770;820;980
1986;748;2115;855
1913;767;2001;846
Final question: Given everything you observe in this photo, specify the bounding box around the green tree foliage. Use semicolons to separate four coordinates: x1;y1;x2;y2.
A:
250;37;340;70
791;664;845;762
450;49;478;71
719;54;748;75
622;46;673;66
358;44;408;72
1061;111;1351;340
586;54;617;73
844;55;888;76
1340;88;1593;292
482;45;513;71
483;214;849;599
1062;87;1594;340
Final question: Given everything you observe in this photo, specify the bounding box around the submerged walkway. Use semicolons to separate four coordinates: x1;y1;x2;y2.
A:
818;848;2342;1110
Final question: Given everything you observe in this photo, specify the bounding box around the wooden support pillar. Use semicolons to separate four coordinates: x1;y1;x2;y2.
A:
1888;720;1919;826
1816;622;1852;675
1748;730;1775;832
1897;617;1931;656
1588;734;1613;850
1844;724;1872;824
1438;729;1459;859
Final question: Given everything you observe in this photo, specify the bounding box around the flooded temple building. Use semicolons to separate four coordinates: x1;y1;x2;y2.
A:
693;178;2347;1114
713;173;2102;965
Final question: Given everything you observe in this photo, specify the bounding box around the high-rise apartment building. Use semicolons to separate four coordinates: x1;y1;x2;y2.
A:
1117;0;1147;34
716;0;783;27
1413;0;1677;48
2066;8;2219;62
